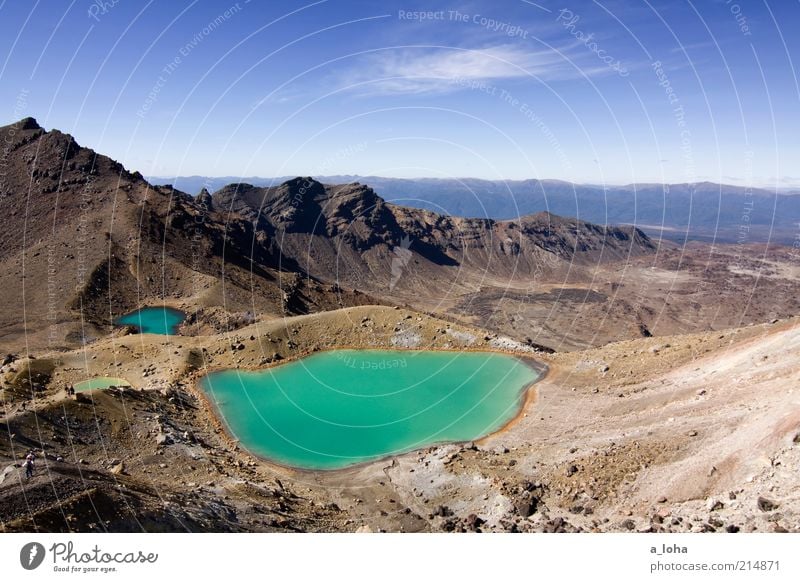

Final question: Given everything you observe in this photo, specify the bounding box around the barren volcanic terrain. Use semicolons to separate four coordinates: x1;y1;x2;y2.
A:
1;119;798;532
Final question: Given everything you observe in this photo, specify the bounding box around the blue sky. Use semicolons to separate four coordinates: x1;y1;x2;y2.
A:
1;0;798;186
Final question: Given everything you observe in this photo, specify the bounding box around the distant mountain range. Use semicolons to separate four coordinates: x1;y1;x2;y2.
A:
150;175;800;244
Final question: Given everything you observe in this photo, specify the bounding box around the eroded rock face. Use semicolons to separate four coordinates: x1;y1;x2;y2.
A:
211;176;655;293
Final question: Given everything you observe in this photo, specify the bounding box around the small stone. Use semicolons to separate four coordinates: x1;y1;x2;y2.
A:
155;433;173;446
708;516;724;528
565;464;578;477
657;496;668;503
706;498;723;511
516;498;538;518
687;430;698;437
757;497;778;512
465;514;485;531
726;524;740;533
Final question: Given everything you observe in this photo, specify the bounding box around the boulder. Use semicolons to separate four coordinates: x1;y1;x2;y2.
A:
432;505;453;518
757;497;778;512
515;497;538;518
0;465;15;485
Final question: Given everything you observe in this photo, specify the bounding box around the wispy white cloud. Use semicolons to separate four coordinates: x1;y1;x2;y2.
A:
669;40;722;54
336;44;607;96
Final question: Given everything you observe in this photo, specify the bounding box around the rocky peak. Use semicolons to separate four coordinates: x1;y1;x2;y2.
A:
18;117;41;131
196;188;213;210
276;176;326;203
328;182;383;209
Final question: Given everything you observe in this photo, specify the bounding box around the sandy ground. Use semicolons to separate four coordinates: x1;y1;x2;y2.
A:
1;306;798;532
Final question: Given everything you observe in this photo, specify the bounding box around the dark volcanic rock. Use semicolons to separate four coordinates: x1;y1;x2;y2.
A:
465;513;485;531
515;497;538;518
757;497;779;512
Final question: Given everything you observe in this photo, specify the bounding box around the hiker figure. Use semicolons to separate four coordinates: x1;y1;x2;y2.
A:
23;458;33;479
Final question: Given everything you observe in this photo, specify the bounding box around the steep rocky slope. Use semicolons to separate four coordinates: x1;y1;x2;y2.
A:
0;119;373;352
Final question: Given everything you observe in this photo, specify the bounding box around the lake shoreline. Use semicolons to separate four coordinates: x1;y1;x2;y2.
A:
190;346;548;474
114;305;187;335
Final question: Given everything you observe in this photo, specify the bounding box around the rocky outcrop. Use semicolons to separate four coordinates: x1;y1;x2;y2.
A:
212;176;656;292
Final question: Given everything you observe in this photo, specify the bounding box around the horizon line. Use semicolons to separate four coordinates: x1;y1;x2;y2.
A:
145;174;800;192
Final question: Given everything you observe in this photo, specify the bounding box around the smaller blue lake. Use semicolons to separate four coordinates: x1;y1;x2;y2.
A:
115;306;186;335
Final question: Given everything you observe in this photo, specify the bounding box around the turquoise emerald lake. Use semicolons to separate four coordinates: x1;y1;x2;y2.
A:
199;350;541;470
115;306;186;335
